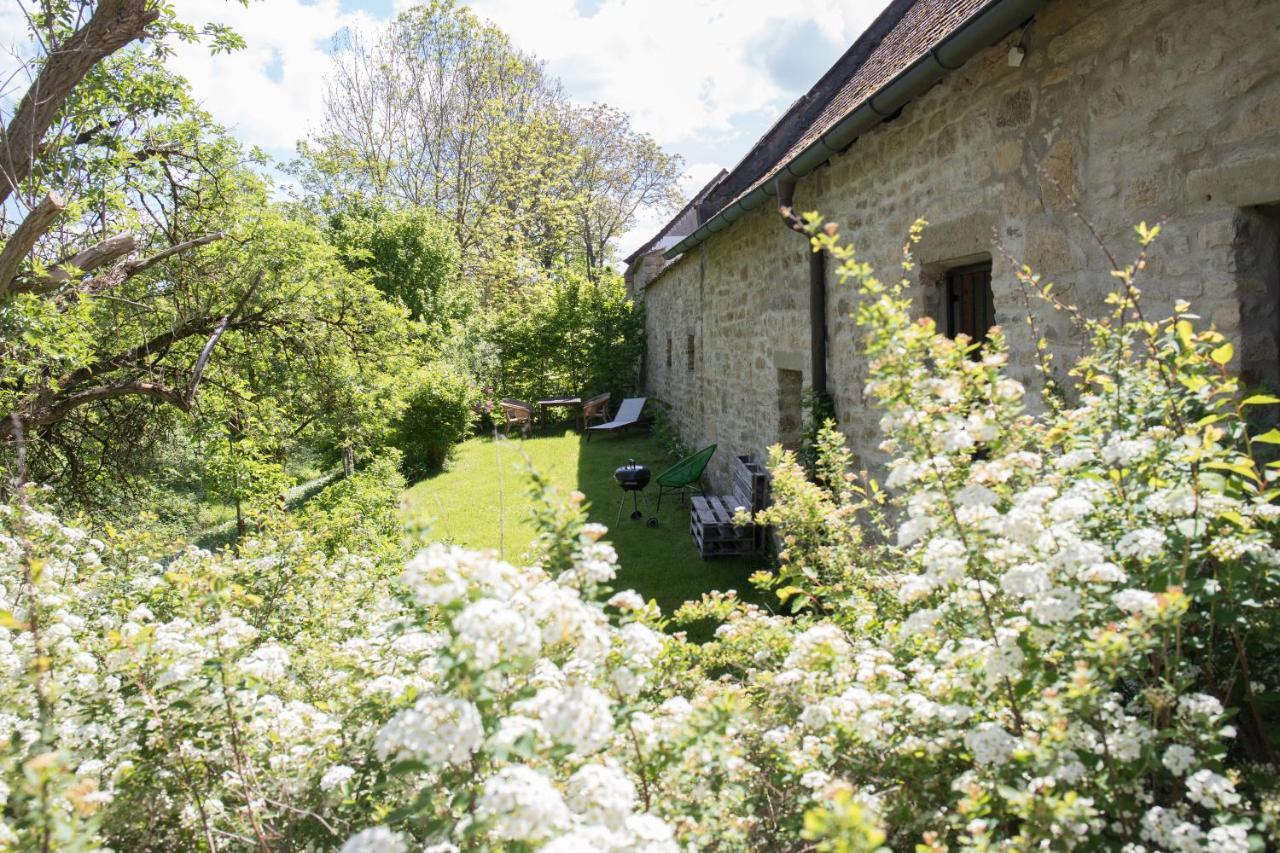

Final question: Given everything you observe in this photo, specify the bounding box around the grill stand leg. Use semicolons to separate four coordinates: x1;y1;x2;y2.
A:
617;489;649;525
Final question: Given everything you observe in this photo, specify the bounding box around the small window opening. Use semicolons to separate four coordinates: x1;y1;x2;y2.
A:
665;333;672;369
1238;205;1280;389
945;261;995;343
777;368;803;451
686;334;696;371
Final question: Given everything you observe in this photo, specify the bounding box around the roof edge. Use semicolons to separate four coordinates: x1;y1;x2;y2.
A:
696;0;921;220
623;168;728;266
665;0;1048;260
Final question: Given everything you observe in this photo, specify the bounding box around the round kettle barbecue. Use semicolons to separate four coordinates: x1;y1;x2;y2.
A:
613;460;657;527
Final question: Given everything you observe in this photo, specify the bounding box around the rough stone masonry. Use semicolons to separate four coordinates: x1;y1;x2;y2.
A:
637;0;1280;492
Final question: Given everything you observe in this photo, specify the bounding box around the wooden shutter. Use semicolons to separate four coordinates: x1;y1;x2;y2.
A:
946;262;994;341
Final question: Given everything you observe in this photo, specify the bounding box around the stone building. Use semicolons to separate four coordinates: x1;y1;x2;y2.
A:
631;0;1280;491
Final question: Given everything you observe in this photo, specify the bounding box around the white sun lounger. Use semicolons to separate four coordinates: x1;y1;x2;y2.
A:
585;397;646;439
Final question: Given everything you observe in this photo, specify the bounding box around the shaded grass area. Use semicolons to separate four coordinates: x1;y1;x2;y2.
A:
402;426;771;631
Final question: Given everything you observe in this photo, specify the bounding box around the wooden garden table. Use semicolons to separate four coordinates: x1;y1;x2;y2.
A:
536;396;582;426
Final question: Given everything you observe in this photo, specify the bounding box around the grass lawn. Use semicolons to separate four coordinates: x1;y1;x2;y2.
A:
402;425;772;632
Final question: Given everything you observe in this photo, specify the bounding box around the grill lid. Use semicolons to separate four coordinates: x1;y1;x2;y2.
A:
614;460;651;490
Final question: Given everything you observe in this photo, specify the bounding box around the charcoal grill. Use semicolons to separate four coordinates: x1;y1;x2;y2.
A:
614;460;657;527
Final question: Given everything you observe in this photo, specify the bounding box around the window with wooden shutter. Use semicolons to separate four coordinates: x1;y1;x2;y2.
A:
945;262;995;342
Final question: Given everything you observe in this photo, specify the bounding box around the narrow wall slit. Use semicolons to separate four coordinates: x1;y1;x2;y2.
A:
777;368;803;452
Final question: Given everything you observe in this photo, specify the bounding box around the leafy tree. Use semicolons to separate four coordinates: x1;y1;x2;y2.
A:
328;202;470;338
480;265;644;402
304;0;561;262
0;3;422;509
566;103;683;280
303;0;683;283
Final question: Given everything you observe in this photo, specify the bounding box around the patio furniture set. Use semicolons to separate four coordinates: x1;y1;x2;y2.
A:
612;447;768;558
499;392;643;437
499;393;769;558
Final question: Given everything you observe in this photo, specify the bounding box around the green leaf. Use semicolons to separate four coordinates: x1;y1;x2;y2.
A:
1253;429;1280;445
1242;394;1280;406
1204;460;1260;482
775;585;804;602
1210;342;1234;365
386;785;435;822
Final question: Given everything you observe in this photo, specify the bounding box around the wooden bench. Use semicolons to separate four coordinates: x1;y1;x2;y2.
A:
690;454;769;559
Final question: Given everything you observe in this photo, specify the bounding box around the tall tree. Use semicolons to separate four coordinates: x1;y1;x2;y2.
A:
306;0;562;261
567;104;683;280
328;201;469;339
0;2;419;504
304;0;684;282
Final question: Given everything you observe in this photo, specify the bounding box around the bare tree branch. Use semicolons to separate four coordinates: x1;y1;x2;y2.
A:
1;272;267;438
0;191;64;297
12;232;138;293
122;232;223;277
0;0;160;206
184;271;263;405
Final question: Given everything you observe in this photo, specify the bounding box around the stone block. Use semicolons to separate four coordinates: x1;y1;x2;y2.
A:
1187;155;1280;207
1197;219;1236;250
1039;135;1082;210
1025;228;1077;275
994;139;1023;175
995;88;1033;128
1124;175;1163;211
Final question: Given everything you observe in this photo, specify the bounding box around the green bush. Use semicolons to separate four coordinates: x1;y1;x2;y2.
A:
297;449;407;557
328;201;470;342
479;265;644;403
392;363;479;479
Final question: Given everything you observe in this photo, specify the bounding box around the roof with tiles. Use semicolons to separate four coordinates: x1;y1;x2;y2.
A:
623;168;727;267
692;0;998;227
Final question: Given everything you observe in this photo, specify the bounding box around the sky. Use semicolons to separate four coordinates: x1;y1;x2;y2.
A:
10;0;895;258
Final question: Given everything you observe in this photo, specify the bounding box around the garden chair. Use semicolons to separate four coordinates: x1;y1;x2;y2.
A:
655;444;716;511
585;397;645;440
581;392;611;430
500;398;535;437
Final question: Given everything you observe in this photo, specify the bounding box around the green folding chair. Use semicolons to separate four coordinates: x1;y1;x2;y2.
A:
655;444;716;512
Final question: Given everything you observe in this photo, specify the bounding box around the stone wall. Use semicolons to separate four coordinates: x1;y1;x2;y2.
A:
642;0;1280;492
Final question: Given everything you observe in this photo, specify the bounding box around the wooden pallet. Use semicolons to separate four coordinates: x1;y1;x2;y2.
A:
732;455;768;509
690;495;754;558
690;455;771;558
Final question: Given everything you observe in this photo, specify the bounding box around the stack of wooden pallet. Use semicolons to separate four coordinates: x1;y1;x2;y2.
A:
690;454;769;559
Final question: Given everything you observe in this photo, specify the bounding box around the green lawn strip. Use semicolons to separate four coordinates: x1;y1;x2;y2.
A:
401;427;771;637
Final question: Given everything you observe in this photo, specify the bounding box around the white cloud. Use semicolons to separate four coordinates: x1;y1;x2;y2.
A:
459;0;889;149
168;0;380;154
165;0;892;255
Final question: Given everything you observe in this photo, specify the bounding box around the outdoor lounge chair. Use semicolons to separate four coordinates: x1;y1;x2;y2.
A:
585;396;645;439
500;398;535;437
655;444;716;511
581;392;611;430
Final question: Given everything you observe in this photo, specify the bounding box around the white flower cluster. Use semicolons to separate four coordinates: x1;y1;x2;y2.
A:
346;541;676;848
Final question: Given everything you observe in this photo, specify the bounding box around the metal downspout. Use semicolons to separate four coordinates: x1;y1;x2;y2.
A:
777;178;828;400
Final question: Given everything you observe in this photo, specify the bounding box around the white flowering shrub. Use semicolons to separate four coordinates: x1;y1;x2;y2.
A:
2;216;1278;850
670;218;1280;848
0;478;683;850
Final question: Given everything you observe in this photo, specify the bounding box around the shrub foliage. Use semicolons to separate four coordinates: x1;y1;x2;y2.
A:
479;267;644;403
392;363;481;479
2;219;1278;851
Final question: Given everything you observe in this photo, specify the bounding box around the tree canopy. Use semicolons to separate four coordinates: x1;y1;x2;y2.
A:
301;0;683;284
0;1;420;508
